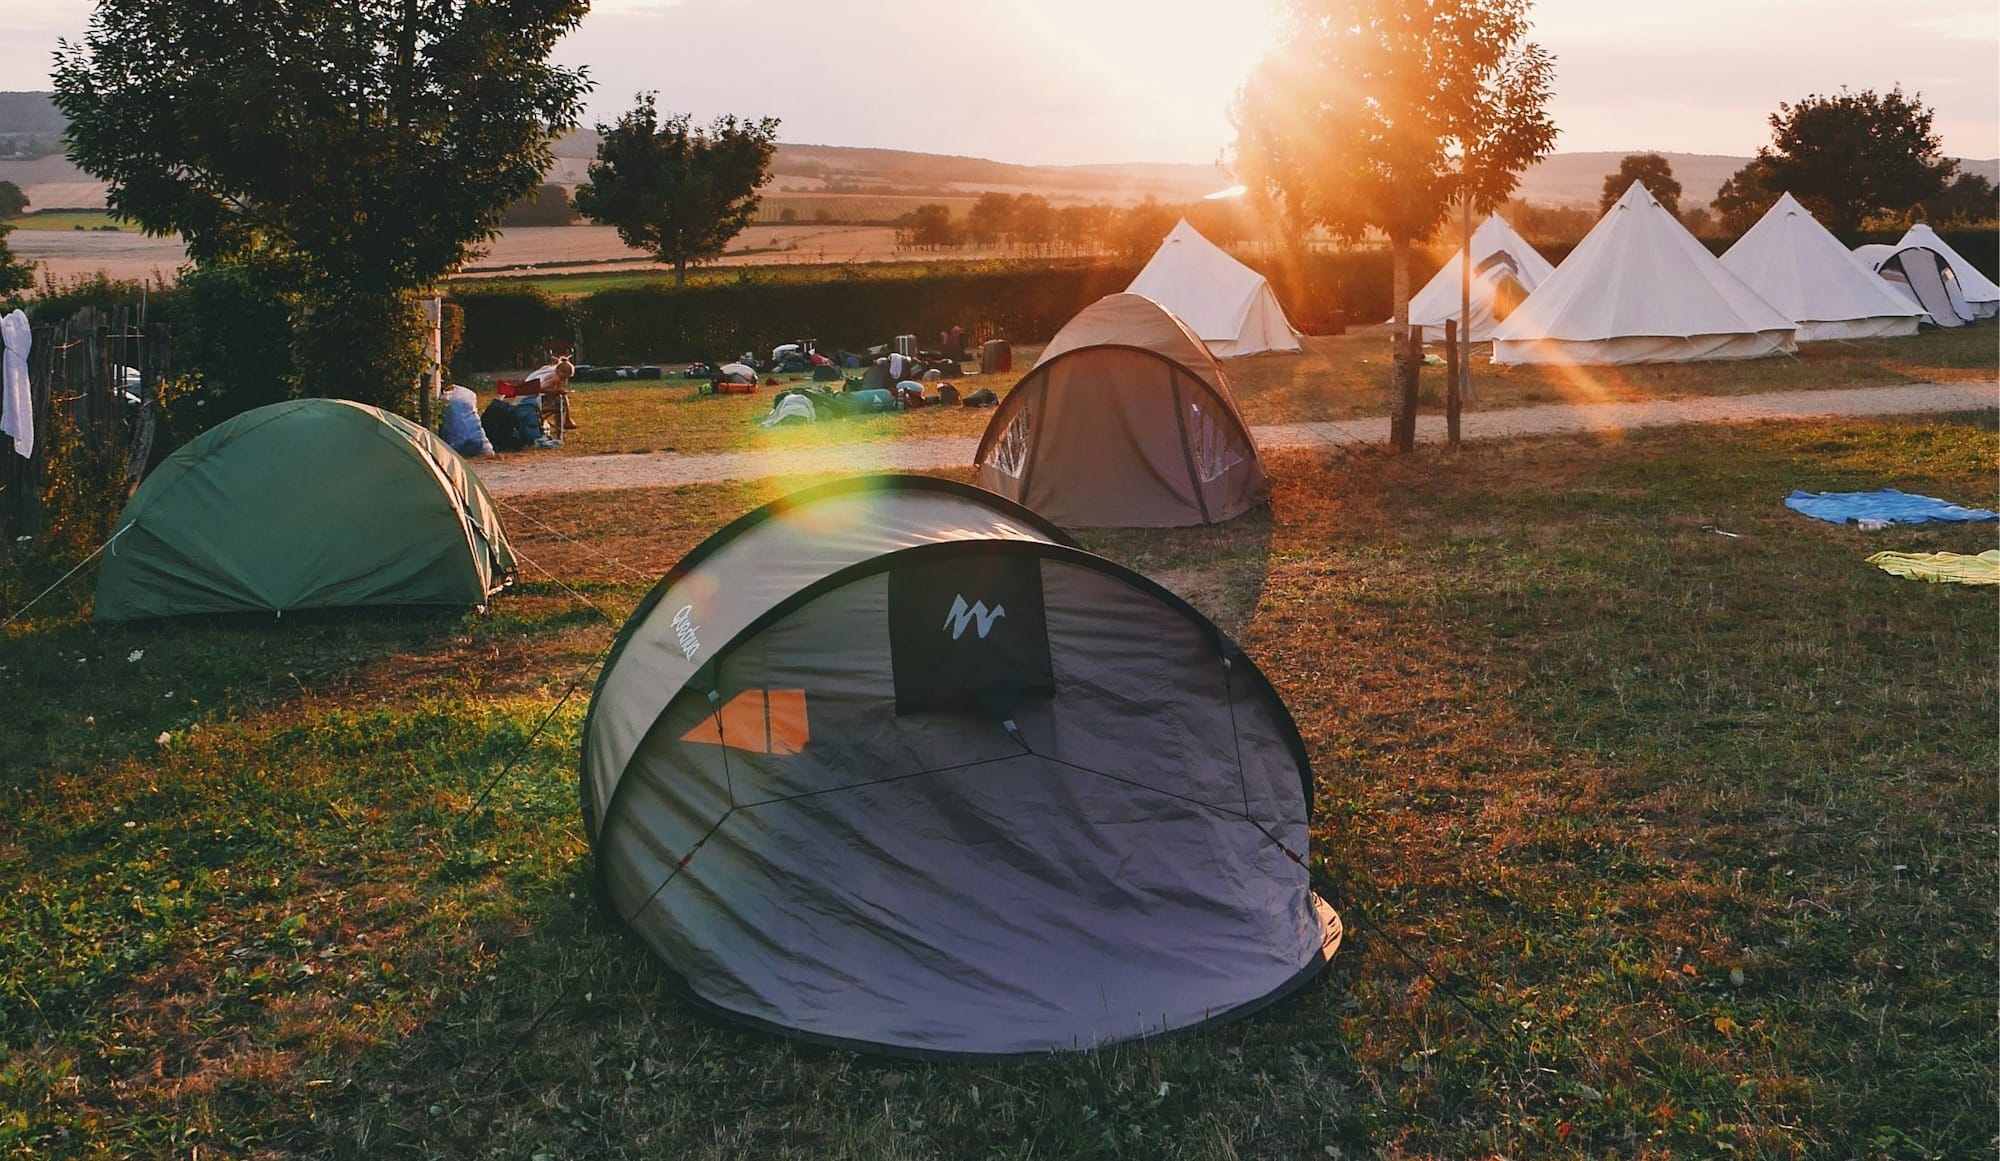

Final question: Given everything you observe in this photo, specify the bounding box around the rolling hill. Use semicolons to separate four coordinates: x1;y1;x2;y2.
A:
4;90;1994;217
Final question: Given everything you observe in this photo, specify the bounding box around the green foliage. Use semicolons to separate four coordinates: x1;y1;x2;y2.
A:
501;183;581;228
1758;87;1954;235
162;262;297;429
1930;172;1997;226
291;292;430;414
0;180;26;220
0;224;29;307
1714;156;1780;235
23;273;155;324
1600;153;1683;219
52;0;591;410
966;192;1015;245
574;94;781;286
894;204;962;250
448;284;574;371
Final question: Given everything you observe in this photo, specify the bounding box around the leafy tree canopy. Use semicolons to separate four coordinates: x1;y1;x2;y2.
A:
1930;172;1996;226
1713;156;1780;236
1235;0;1557;327
53;0;588;410
1758;87;1953;235
54;0;590;300
1600;154;1681;219
0;181;27;220
573;94;780;285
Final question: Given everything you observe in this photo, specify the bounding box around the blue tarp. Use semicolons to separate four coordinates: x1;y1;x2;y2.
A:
1784;488;1998;525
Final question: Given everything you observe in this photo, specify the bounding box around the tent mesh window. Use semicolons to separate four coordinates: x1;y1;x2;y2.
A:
1189;400;1244;483
990;407;1034;478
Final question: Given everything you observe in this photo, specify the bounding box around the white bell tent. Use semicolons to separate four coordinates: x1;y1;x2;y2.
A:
1127;220;1301;357
1402;215;1555;342
1492;183;1797;365
1720;194;1923;341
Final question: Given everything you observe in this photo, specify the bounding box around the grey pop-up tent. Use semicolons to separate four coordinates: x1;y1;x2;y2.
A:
580;475;1339;1058
973;294;1269;528
94;399;513;621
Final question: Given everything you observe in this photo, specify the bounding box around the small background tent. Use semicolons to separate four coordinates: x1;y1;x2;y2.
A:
974;294;1268;528
1127;219;1301;356
1900;223;1999;319
1402;215;1556;342
94;399;513;621
581;475;1340;1058
1720;194;1923;341
1852;243;1973;327
1492;183;1798;365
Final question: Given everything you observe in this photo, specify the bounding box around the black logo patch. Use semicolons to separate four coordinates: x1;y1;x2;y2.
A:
889;553;1054;717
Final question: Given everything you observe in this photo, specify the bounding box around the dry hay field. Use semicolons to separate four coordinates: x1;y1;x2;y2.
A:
15;223;1012;283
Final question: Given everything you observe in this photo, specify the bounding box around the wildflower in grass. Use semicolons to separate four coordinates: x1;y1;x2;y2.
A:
128;649;144;662
156;731;171;746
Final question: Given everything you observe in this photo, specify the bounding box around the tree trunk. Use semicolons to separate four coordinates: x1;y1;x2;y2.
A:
1389;232;1416;452
674;258;688;287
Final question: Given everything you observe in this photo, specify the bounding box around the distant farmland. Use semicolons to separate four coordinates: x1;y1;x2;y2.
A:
750;193;977;225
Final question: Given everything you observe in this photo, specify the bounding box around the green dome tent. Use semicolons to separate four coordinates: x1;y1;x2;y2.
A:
94;399;514;621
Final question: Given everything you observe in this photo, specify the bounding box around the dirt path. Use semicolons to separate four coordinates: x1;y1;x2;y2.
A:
477;381;1999;496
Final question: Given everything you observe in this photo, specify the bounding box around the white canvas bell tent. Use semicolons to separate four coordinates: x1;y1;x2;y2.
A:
1492;183;1797;365
1720;194;1924;341
1899;223;1999;319
1852;242;1973;327
1401;215;1555;342
1126;219;1301;357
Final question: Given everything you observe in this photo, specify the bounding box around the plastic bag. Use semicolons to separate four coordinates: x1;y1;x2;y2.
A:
442;386;494;457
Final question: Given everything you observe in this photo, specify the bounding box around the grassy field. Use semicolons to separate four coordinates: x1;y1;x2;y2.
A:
9;210;132;232
470;324;2000;460
2;414;1993;1158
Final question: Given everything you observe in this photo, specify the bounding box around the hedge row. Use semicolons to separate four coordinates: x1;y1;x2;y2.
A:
438;224;1990;370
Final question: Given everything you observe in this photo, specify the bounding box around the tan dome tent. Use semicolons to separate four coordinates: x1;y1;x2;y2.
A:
580;475;1340;1058
973;294;1269;528
94;399;513;621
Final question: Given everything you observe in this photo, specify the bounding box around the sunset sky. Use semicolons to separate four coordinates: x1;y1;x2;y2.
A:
5;0;1995;166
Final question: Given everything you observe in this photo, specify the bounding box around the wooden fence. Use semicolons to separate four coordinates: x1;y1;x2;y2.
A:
1;307;172;545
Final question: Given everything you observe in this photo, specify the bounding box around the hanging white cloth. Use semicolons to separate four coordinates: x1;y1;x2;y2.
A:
0;309;31;458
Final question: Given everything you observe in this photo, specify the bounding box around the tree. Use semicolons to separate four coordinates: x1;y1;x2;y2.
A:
0;224;32;307
896;204;961;250
1758;87;1953;235
966;192;1017;246
501;183;581;228
0;181;26;220
1713;156;1780;235
1931;173;1997;225
53;0;588;411
1600;153;1681;219
573;94;780;286
1010;194;1056;253
1237;0;1556;450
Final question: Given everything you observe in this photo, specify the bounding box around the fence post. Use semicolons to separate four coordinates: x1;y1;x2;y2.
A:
1444;318;1462;447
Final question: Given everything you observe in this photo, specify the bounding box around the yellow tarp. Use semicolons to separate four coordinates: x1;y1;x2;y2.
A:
1865;549;2000;586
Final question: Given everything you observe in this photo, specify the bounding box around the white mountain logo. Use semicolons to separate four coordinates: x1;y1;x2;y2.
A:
943;594;1006;640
